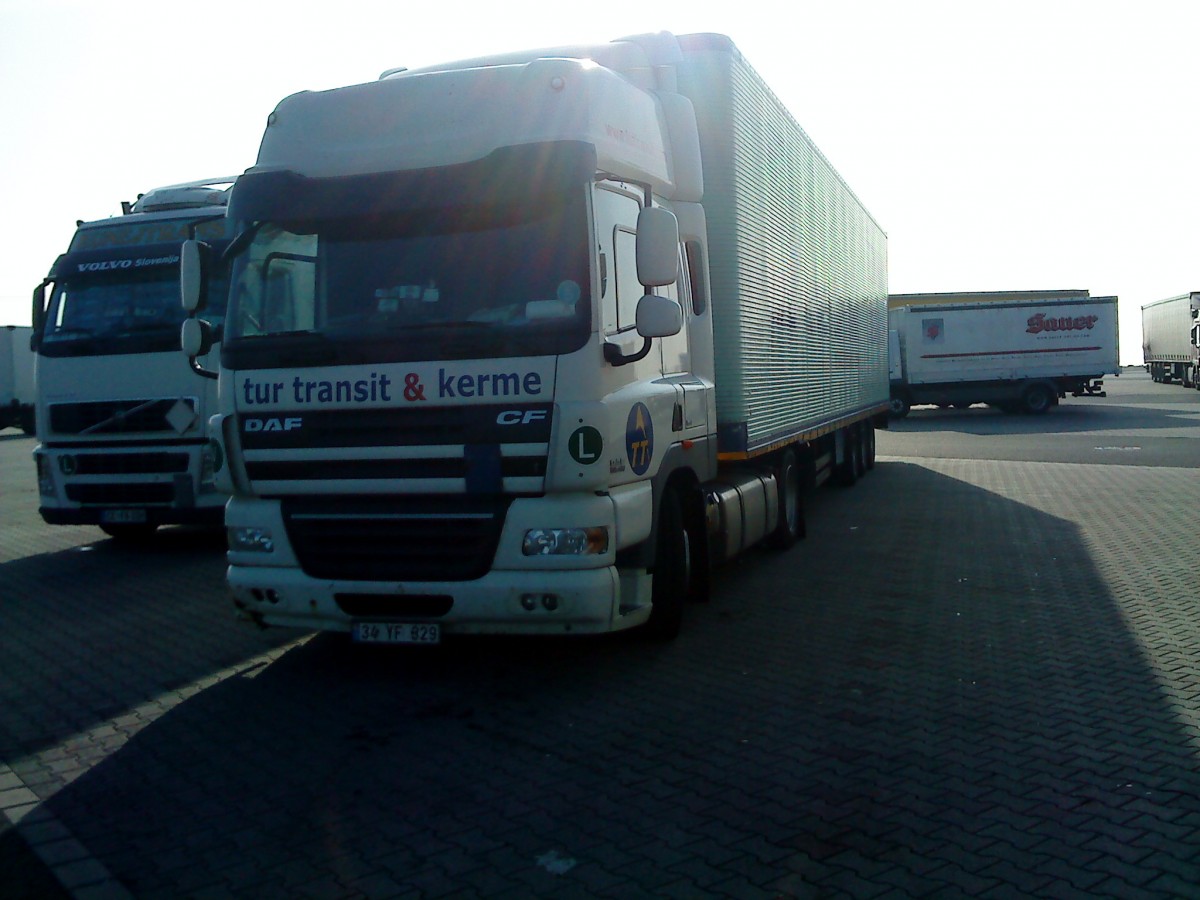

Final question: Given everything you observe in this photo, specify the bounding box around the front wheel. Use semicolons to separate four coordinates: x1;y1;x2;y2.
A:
644;488;690;640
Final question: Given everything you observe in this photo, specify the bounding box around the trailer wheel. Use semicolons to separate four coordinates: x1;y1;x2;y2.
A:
767;449;805;549
1021;383;1054;414
864;424;876;471
888;396;910;418
837;427;860;487
644;488;689;640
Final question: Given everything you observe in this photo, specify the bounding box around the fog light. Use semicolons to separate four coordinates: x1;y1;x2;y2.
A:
521;594;538;611
522;526;609;556
541;594;559;611
228;526;274;553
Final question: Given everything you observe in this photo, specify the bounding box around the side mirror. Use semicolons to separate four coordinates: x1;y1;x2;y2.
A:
30;280;49;350
635;293;683;338
181;239;209;313
181;318;214;358
636;207;680;288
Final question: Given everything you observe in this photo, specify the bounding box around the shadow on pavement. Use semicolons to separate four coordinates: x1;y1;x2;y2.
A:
15;461;1200;896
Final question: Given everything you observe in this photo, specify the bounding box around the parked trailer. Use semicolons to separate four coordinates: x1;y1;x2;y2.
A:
180;32;889;641
0;325;35;433
31;178;237;540
887;290;1120;416
1141;292;1200;387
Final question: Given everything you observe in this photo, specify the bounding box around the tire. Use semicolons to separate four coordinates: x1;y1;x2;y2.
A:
100;523;159;542
18;407;35;435
837;427;859;487
1021;383;1054;415
644;488;690;640
852;425;867;479
864;424;876;471
767;449;805;549
888;395;910;418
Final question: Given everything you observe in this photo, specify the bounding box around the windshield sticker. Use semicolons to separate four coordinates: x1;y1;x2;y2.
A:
626;402;654;475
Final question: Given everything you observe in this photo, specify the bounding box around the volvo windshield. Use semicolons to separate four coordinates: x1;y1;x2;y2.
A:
40;216;230;358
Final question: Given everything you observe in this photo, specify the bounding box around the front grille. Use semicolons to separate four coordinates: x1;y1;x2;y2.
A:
65;483;175;504
51;398;194;435
282;495;511;582
73;452;189;475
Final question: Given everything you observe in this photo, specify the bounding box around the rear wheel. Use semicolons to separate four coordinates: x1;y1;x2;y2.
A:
1021;383;1054;414
888;395;910;418
767;449;805;549
837;427;860;487
864;424;876;470
644;488;690;640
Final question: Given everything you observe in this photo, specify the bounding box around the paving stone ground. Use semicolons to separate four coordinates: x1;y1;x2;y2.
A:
1;370;1198;898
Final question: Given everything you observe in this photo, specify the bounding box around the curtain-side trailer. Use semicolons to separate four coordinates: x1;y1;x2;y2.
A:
180;32;889;641
0;325;35;433
887;291;1119;416
1141;292;1200;387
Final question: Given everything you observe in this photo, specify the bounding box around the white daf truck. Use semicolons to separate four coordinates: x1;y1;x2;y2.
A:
1141;292;1200;387
0;325;35;433
887;290;1120;416
32;178;236;539
181;32;889;641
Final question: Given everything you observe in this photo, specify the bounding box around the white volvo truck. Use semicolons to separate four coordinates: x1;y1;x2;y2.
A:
181;32;889;641
33;178;236;539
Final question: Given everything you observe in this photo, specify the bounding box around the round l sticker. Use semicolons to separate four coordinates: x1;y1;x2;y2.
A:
569;426;603;464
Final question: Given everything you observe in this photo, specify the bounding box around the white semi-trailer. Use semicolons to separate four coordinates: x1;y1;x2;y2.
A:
181;32;889;641
32;178;236;540
887;290;1120;416
0;325;35;433
1141;292;1200;387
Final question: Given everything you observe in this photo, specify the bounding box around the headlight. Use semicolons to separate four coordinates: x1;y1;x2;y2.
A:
522;526;609;556
36;454;55;497
228;526;274;553
199;438;223;487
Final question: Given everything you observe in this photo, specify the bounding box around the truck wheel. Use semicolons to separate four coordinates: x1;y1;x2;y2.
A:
888;396;910;418
100;523;158;542
644;488;689;640
1021;383;1054;414
837;427;860;487
864;425;876;470
767;449;805;549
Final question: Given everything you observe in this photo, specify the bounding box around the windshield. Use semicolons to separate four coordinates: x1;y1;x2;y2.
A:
42;266;229;357
40;215;232;357
225;191;590;365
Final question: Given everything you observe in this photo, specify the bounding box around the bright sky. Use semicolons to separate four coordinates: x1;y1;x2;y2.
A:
2;0;1196;364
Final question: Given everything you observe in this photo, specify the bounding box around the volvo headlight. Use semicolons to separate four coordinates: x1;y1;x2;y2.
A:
522;526;609;556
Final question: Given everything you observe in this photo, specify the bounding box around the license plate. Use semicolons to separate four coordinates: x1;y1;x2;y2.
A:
101;509;148;524
352;622;441;645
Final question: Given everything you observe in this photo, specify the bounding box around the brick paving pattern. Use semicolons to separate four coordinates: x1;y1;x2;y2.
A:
1;374;1198;898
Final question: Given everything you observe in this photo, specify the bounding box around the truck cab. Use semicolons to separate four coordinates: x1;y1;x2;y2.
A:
33;178;236;540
